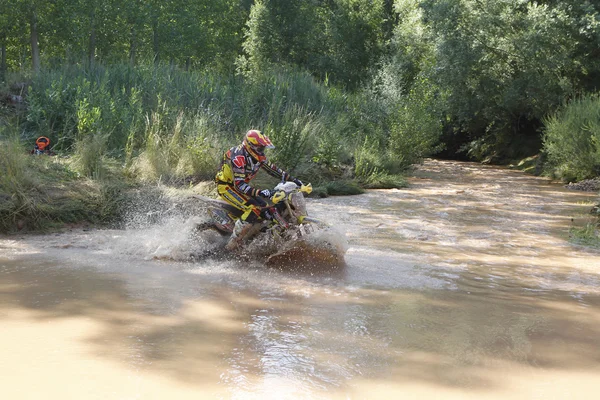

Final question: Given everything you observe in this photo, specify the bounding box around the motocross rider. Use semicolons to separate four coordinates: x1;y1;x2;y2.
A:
215;129;303;250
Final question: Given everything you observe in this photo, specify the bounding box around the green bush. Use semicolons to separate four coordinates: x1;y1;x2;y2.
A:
387;78;444;170
570;223;600;249
21;63;438;187
0;131;41;231
543;93;600;181
325;180;365;196
354;136;385;181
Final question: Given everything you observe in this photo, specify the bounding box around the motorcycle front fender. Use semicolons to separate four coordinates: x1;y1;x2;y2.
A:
298;216;329;228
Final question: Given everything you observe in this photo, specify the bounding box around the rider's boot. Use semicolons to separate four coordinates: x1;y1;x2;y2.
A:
225;219;253;251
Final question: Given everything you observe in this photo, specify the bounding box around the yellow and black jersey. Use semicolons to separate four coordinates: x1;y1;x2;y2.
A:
215;144;288;197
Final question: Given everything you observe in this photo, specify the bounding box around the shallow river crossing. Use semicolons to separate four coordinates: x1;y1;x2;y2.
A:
1;160;600;399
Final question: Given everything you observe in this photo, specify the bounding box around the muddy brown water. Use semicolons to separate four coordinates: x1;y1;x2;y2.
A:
1;160;600;399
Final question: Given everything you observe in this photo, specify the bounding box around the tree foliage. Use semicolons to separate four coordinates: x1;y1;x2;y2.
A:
416;0;600;161
1;0;249;73
239;0;388;89
2;0;600;175
543;93;600;182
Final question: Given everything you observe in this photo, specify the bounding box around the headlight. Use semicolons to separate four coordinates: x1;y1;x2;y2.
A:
289;192;307;215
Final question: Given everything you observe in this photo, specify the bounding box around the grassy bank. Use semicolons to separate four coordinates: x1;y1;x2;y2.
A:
509;154;600;249
0;136;124;232
0;132;222;233
20;63;428;183
0;132;404;234
570;222;600;249
1;63;423;233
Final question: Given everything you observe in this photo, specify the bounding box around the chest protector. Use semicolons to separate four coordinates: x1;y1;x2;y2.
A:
216;145;261;185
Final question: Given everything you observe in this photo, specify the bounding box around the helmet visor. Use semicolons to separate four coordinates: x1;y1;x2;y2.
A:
251;144;265;156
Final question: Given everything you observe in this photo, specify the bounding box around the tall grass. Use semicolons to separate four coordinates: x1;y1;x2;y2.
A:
543;93;600;181
570;222;600;249
0;131;30;189
0;128;43;231
0;125;127;231
130;111;222;183
22;63;443;187
71;134;109;179
1;62;448;232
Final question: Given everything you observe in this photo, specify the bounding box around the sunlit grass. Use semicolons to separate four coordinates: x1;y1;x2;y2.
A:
570;222;600;249
361;172;407;189
0;132;127;232
543;93;600;182
23;64;439;188
1;63;450;232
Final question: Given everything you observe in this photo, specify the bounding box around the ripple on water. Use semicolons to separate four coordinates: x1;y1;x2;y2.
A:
2;160;600;400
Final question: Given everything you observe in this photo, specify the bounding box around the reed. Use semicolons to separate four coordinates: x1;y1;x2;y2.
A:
0;132;31;230
570;222;600;249
543;93;600;182
20;63;443;190
0;122;127;231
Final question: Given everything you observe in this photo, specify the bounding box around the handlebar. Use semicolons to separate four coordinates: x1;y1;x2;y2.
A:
301;183;313;195
272;191;286;204
271;183;312;204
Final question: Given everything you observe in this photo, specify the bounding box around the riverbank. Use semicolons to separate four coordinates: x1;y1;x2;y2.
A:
0;145;408;234
0;151;215;233
509;155;600;248
2;140;598;250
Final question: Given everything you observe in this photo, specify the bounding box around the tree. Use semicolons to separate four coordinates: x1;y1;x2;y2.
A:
240;0;388;89
9;0;52;74
0;1;17;80
414;0;600;161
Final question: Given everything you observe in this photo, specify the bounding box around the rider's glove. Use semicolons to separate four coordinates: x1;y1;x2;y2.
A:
258;189;272;198
292;178;303;187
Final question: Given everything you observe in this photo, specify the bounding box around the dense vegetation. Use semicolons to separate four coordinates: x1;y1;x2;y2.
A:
1;0;600;233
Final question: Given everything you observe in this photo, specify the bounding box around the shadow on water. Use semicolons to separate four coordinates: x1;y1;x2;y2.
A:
2;160;600;397
1;252;599;394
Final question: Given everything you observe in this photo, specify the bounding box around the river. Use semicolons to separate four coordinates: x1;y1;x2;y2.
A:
1;159;599;399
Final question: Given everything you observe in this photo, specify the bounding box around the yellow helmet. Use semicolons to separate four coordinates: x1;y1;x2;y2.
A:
243;130;274;162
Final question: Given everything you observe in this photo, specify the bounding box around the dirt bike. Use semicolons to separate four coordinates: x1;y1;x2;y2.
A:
192;182;344;266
